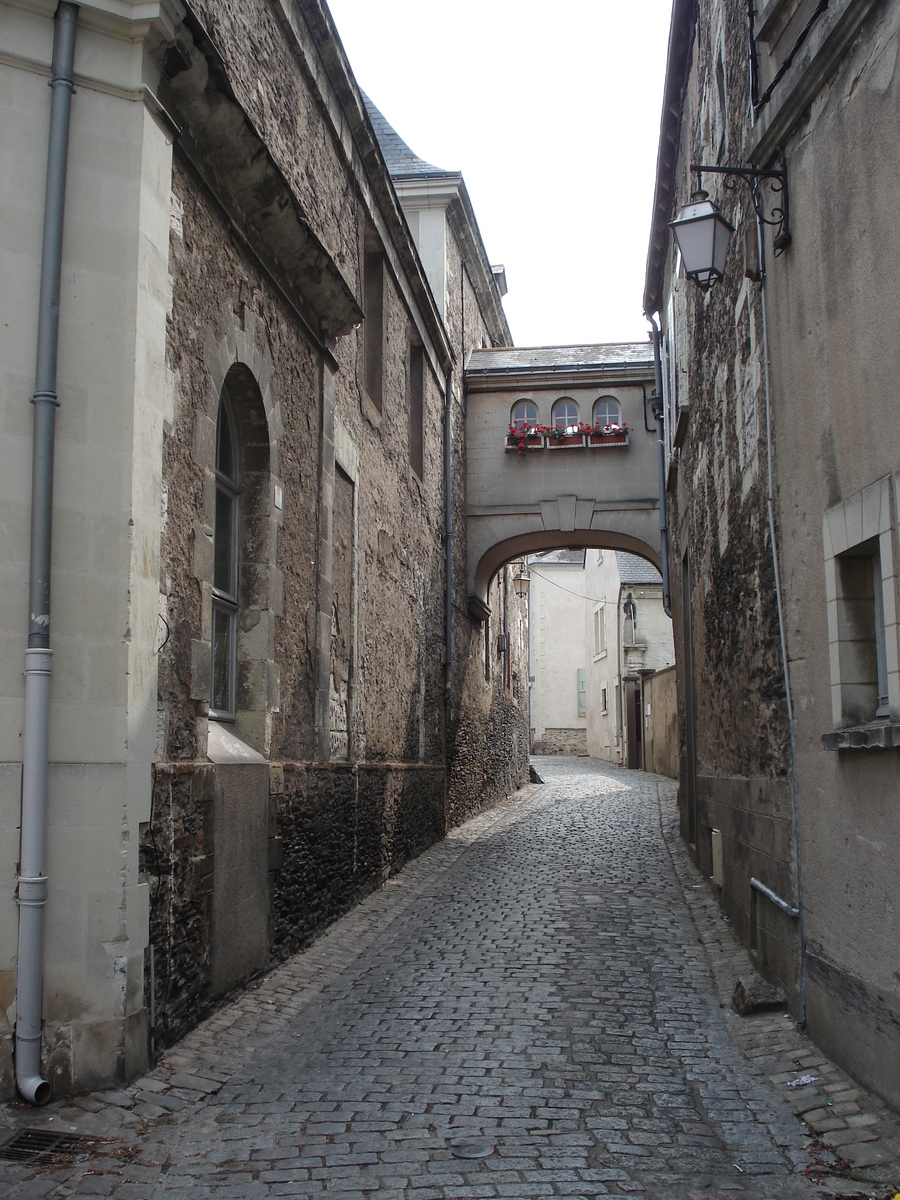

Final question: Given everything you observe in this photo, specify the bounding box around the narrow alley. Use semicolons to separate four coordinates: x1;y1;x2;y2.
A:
2;759;898;1199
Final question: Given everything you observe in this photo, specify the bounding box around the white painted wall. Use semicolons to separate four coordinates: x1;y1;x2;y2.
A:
0;0;175;1091
584;551;674;765
529;558;587;743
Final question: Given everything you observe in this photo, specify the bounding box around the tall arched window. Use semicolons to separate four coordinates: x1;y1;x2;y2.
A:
552;398;579;430
593;397;621;427
212;386;240;719
511;400;538;430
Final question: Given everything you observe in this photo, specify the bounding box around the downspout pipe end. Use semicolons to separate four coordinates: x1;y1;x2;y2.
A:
16;1064;52;1107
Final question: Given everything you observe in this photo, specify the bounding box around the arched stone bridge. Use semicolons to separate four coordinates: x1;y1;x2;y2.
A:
464;343;660;620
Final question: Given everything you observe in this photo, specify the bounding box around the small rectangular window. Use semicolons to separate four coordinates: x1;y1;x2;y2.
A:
577;668;586;717
409;342;424;479
593;603;606;656
823;477;898;739
601;686;608;713
835;542;888;723
364;251;384;412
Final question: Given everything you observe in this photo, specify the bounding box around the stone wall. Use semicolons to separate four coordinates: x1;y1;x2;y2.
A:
138;0;530;1061
532;729;588;756
648;0;900;1104
652;0;799;1002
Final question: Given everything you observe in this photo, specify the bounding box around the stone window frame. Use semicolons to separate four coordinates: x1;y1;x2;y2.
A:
408;340;425;480
821;475;900;750
192;306;284;758
364;247;385;415
210;386;240;720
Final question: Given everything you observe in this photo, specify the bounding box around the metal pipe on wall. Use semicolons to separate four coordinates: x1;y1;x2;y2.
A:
647;317;672;617
16;0;79;1106
756;211;807;1024
443;370;453;706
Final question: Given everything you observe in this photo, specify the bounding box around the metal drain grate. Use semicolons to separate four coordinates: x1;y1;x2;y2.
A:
0;1129;100;1165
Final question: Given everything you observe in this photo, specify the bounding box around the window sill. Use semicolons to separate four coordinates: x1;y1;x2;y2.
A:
821;721;900;751
207;719;267;764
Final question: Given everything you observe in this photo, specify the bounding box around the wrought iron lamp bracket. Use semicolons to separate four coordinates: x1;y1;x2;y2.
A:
690;149;792;255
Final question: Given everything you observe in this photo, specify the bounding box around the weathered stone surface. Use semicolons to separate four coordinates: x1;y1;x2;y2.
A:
732;975;787;1016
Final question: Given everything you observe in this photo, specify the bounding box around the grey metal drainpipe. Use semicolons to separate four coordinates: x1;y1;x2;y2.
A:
441;369;453;828
16;0;79;1107
647;317;672;617
443;370;453;706
756;212;807;1025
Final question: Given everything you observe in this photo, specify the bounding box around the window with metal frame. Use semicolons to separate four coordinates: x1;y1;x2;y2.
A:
552;398;579;430
511;400;538;429
593;397;621;426
211;387;240;719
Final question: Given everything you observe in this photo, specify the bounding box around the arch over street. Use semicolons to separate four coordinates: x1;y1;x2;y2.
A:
464;344;660;620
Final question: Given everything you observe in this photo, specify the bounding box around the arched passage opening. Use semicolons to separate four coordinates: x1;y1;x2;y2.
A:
469;530;662;622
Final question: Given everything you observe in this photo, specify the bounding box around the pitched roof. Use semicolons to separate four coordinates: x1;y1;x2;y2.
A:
362;93;447;179
616;552;662;585
530;550;586;566
467;343;653;372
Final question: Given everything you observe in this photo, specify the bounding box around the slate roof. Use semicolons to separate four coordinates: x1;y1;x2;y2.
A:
362;93;447;179
529;550;585;566
616;552;662;585
468;343;653;372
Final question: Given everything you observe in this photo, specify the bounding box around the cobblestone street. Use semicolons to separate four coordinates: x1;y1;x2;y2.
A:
2;758;899;1199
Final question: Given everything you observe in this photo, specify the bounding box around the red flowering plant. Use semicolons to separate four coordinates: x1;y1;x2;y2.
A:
590;419;629;437
506;420;545;455
545;420;587;443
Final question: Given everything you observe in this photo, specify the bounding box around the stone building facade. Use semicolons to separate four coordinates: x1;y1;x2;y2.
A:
645;0;900;1107
0;0;528;1100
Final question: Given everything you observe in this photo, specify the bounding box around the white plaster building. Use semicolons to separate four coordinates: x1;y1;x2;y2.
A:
528;551;589;754
584;552;675;768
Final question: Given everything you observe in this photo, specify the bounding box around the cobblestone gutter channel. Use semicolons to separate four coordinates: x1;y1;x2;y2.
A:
1;758;899;1198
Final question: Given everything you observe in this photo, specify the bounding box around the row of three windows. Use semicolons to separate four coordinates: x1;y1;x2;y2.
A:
511;397;623;432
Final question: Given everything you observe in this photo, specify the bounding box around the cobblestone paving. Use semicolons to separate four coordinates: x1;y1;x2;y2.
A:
2;758;899;1199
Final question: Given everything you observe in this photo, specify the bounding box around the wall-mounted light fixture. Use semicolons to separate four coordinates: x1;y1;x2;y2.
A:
512;561;530;597
670;148;790;291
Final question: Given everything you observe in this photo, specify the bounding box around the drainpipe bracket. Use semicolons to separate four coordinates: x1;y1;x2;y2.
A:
16;875;49;907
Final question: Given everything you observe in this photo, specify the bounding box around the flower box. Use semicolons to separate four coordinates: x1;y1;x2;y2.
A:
545;432;586;449
587;432;629;447
505;432;544;454
587;423;629;448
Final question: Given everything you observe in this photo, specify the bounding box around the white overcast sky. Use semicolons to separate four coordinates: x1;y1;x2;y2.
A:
325;0;673;348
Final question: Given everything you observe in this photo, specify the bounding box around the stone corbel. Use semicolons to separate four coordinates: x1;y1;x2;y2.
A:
152;8;363;340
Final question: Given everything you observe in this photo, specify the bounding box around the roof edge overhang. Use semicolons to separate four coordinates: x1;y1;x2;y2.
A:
292;0;456;372
643;0;697;318
394;171;512;348
465;358;654;394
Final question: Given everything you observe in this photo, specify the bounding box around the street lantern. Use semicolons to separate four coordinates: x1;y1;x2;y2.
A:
670;151;792;293
669;189;734;291
512;562;530;597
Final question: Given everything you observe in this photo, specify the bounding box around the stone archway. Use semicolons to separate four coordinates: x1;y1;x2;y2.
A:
464;344;661;621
